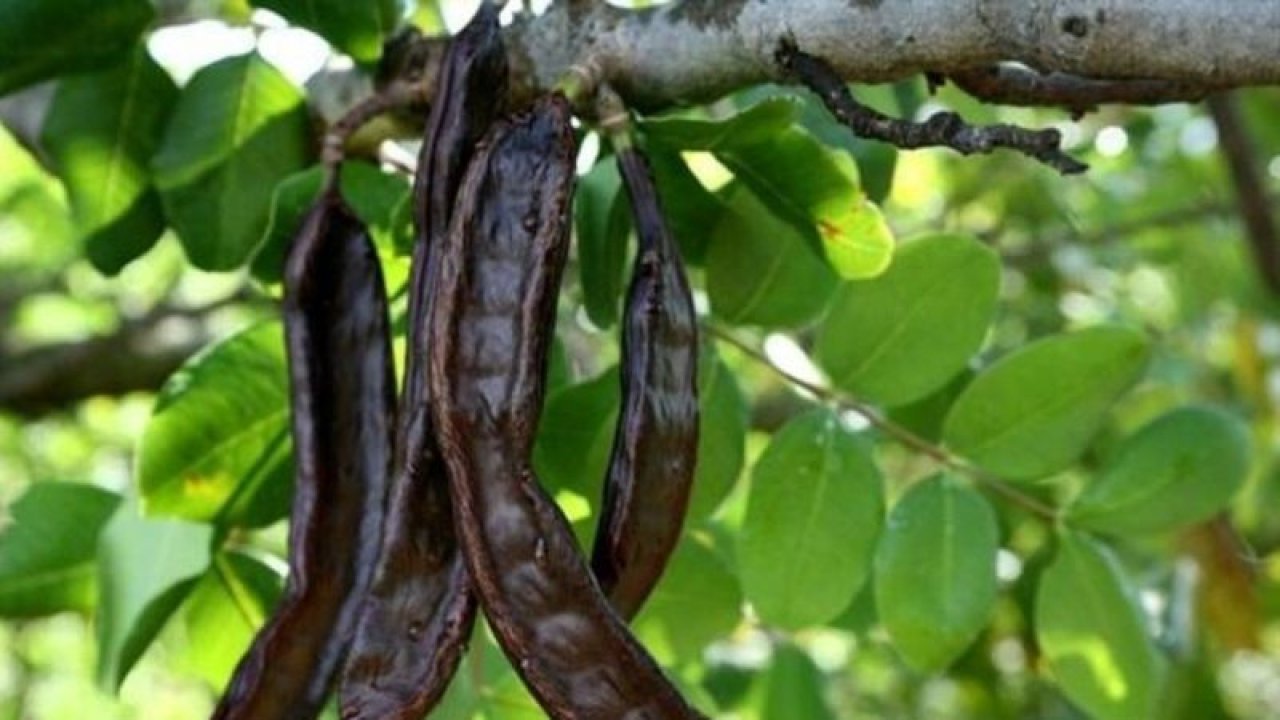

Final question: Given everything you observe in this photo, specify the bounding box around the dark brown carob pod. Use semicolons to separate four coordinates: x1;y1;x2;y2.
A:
213;181;395;720
427;94;704;720
590;146;699;621
340;5;506;719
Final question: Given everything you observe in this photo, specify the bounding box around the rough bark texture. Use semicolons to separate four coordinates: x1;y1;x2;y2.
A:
504;0;1280;111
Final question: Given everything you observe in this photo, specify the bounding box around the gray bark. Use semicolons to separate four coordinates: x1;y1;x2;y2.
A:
506;0;1280;110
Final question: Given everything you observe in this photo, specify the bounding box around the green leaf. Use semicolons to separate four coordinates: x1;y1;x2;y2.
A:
816;233;1000;407
942;327;1151;480
138;323;292;526
1068;407;1250;535
575;158;629;329
718;126;895;279
251;0;401;64
1035;531;1166;720
0;0;154;96
642;97;800;151
0;483;120;617
633;537;741;664
252;161;411;283
689;349;748;519
874;476;999;671
180;550;283;689
646;147;724;265
739;409;883;629
152;52;311;270
708;184;838;329
753;645;835;720
533;367;619;503
96;496;212;689
41;46;177;274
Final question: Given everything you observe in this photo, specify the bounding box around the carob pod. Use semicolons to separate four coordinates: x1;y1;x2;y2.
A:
427;94;705;720
214;181;395;720
590;146;699;621
340;6;506;719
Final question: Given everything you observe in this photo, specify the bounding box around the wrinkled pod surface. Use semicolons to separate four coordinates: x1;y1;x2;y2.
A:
213;183;394;720
339;5;506;718
427;93;705;720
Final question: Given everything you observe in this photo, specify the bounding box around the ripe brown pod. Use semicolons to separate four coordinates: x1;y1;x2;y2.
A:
213;182;395;720
340;5;507;718
591;146;700;621
427;94;704;719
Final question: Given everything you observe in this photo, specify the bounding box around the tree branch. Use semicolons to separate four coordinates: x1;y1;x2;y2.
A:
948;65;1218;116
1207;92;1280;295
502;0;1280;112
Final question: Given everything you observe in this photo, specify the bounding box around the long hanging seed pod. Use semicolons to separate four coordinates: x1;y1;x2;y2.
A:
427;94;705;720
340;6;506;719
213;181;395;720
590;140;700;621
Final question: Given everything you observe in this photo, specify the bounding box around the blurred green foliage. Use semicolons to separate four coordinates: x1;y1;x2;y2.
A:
2;1;1280;719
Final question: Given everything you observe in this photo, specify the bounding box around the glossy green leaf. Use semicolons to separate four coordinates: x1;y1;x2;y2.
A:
152;52;310;270
96;496;212;689
816;233;1000;407
575;158;628;329
1036;531;1166;720
0;0;153;96
754;645;835;720
251;0;401;64
180;550;283;689
1068;407;1250;535
138;322;292;525
739;409;883;629
688;349;748;519
943;327;1150;480
533;367;619;502
633;537;741;663
642;97;800;151
708;184;838;328
718;126;894;279
874;476;999;671
41;46;177;274
0;483;120;617
252;161;411;283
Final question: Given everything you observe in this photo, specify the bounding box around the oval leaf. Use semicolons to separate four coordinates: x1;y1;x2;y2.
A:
96;496;212;689
0;483;120;617
137;323;292;525
874;476;999;671
719;126;894;279
152;52;311;270
739;409;883;629
1068;406;1250;535
0;0;153;96
708;184;838;328
180;550;283;689
942;327;1150;480
574;157;628;329
816;233;1000;407
633;537;742;664
41;46;177;274
1035;531;1166;720
642;97;800;151
688;349;748;519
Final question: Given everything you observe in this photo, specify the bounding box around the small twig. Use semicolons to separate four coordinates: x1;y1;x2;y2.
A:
321;80;431;173
775;39;1088;175
949;65;1217;117
1207;92;1280;295
707;324;1059;521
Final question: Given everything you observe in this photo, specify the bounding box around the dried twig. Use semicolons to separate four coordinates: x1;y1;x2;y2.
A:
1207;92;1280;295
775;39;1088;175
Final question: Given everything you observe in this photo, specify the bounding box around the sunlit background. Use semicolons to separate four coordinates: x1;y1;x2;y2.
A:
2;0;1280;718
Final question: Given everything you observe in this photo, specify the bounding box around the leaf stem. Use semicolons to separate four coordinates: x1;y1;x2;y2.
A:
706;323;1059;521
